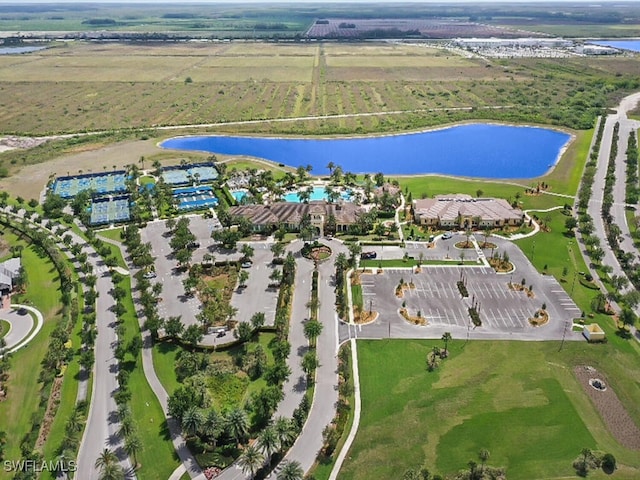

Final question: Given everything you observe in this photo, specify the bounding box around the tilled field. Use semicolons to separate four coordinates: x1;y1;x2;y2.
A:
575;365;640;450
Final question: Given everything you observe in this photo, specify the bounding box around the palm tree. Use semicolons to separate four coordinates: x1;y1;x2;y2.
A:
226;407;249;446
238;445;264;478
326;161;336;174
301;351;320;380
441;332;452;356
478;448;490;473
182;407;204;438
256;426;280;466
95;449;118;470
203;408;221;446
125;432;143;468
277;460;304;480
98;462;125;480
303;319;323;348
273;416;296;448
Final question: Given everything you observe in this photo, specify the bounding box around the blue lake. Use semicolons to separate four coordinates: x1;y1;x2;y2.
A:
161;124;571;178
588;40;640;52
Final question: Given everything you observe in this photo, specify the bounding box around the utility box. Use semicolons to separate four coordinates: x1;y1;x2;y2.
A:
583;323;605;342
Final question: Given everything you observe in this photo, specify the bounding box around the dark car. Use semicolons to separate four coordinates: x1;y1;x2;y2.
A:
360;251;377;260
187;241;201;249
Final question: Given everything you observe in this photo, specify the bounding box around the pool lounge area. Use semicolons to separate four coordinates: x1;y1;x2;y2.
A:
173;186;219;211
282;186;352;203
231;189;248;203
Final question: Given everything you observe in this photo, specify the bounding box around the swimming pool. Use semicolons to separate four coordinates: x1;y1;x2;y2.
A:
160;124;571;179
231;190;248;202
282;186;352;203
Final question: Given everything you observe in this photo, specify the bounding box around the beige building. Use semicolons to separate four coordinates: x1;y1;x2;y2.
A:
412;194;523;229
229;201;364;236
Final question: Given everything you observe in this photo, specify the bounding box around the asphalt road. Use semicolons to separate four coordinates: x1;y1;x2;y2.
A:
274;242;313;419
267;239;342;479
587;93;640;316
76;240;134;479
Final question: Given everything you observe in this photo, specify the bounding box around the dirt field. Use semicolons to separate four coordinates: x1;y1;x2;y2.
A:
574;365;640;450
0;138;211;200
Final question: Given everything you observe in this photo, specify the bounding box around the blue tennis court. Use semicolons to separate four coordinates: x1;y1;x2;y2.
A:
90;195;131;225
52;171;128;199
173;186;219;211
161;162;218;186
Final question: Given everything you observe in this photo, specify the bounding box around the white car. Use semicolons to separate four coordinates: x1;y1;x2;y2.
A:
441;232;453;240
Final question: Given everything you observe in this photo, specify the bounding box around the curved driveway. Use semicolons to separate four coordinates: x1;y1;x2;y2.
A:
0;304;43;356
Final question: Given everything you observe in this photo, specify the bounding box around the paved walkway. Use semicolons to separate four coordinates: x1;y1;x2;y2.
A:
0;304;43;357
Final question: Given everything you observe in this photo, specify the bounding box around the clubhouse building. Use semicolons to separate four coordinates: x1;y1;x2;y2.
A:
229;201;364;236
412;194;524;229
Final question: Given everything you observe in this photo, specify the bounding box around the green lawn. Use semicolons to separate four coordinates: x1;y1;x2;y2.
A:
0;319;9;339
351;283;363;311
339;339;640;480
396;176;564;212
40;281;86;478
359;258;476;269
225;158;291;180
0;233;62;480
117;274;181;479
97;227;124;243
152;332;277;409
153;341;182;396
139;175;156;186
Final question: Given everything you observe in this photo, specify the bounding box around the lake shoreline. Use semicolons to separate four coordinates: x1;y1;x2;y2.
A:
159;122;572;180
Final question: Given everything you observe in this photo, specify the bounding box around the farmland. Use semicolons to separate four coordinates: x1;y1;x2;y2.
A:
0;41;638;139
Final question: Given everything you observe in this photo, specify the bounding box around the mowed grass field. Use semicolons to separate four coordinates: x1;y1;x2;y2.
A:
0;230;62;480
0;41;639;135
339;339;640;480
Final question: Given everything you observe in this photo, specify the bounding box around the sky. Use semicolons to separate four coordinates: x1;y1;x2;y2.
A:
0;0;628;3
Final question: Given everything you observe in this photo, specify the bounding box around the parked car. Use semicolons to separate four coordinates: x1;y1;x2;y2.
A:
241;261;253;268
142;270;157;279
441;232;453;240
187;241;201;249
361;251;377;260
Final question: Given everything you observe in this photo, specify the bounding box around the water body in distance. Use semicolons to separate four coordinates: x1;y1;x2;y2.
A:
588;40;640;52
161;123;571;179
0;46;48;55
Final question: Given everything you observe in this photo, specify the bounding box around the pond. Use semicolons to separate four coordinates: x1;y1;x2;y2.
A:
161;123;571;179
588;40;640;52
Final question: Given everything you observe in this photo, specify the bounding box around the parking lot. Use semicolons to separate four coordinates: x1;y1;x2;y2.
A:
355;253;582;341
141;216;278;333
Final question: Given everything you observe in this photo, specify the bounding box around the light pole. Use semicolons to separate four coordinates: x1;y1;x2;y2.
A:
531;240;536;264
